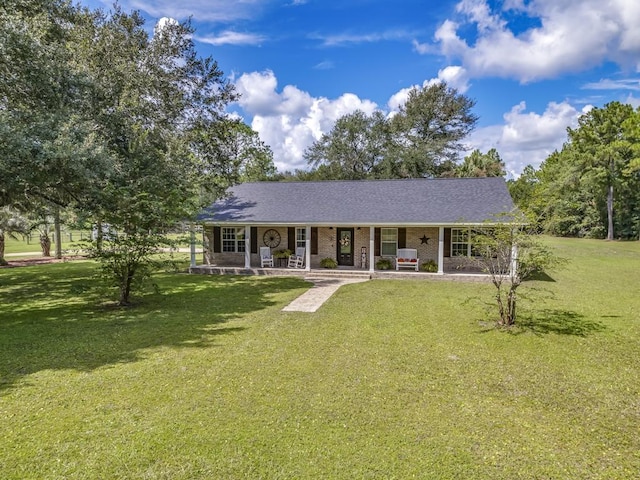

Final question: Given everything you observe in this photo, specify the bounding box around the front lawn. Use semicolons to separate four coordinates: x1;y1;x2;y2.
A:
1;238;638;479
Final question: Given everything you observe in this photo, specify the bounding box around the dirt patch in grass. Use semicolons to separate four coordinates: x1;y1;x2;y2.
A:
0;256;86;268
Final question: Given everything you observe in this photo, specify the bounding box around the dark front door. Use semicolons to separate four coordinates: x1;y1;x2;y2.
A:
337;228;354;266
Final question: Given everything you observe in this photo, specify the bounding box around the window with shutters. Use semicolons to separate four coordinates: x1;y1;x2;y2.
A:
451;228;470;256
381;228;398;256
295;228;306;249
222;227;246;253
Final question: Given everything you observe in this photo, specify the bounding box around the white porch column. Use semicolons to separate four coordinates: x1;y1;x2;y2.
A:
189;223;196;268
369;226;375;273
244;226;251;269
305;225;311;271
437;226;445;275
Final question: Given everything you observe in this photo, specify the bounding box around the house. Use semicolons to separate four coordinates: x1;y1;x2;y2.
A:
192;177;515;274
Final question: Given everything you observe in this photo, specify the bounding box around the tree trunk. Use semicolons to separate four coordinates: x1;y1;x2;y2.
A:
0;231;6;265
95;219;103;253
119;268;135;306
607;182;614;241
496;291;506;326
507;286;517;326
40;233;51;257
54;208;62;259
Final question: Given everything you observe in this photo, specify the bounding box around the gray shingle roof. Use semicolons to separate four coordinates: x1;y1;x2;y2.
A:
198;178;515;226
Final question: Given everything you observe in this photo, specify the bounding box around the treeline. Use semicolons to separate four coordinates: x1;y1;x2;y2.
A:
509;102;640;240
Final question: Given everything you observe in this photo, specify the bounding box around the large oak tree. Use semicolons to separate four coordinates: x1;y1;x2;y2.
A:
303;83;477;179
1;3;275;304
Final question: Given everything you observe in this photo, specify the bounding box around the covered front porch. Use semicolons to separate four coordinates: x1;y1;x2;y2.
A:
188;224;483;275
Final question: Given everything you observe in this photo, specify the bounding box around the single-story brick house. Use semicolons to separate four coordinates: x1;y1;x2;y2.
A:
194;177;515;274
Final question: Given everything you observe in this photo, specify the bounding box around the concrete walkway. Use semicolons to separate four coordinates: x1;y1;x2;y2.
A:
282;276;369;313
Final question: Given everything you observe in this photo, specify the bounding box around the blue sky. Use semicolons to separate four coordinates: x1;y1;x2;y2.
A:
81;0;640;177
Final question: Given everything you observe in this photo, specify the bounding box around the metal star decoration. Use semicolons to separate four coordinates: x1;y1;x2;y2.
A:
420;235;430;245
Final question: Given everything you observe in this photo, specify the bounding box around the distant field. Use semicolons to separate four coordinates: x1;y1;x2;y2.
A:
0;237;638;479
3;231;190;257
3;230;92;256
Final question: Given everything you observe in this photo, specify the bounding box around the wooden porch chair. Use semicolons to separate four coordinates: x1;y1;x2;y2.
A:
288;247;305;268
396;248;419;271
260;246;274;267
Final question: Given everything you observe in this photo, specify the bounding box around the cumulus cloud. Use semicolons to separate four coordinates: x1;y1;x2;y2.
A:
467;100;587;177
423;0;640;82
234;71;583;178
387;66;471;113
234;70;377;171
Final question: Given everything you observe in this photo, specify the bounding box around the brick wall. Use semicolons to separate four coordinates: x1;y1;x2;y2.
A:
202;225;458;271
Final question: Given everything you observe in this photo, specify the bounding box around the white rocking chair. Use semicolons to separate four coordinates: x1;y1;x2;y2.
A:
260;246;274;267
288;247;305;268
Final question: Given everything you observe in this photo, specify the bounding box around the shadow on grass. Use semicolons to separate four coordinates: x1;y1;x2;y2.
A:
517;309;606;336
526;271;556;282
0;262;306;392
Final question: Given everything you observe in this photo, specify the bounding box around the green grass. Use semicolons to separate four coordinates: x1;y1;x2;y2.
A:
3;230;91;256
1;238;639;479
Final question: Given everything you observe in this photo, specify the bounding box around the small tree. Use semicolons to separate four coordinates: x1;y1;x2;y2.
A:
85;232;174;306
471;221;562;327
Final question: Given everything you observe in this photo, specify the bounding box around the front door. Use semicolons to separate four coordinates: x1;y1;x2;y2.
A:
337;228;354;266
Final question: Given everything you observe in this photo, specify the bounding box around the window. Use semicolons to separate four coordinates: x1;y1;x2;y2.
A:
381;228;398;256
222;227;245;253
295;228;306;249
451;228;470;256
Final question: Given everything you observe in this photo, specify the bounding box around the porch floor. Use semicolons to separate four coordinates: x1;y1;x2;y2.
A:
188;265;490;282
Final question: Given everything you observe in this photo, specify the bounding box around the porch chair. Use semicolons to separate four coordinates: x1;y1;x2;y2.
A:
288;247;305;268
396;248;419;271
260;246;274;267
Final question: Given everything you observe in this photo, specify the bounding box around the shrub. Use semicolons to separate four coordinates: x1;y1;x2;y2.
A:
273;249;293;259
375;258;392;270
420;260;438;272
319;257;338;269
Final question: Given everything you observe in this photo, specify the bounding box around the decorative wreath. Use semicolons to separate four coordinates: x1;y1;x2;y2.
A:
339;236;350;247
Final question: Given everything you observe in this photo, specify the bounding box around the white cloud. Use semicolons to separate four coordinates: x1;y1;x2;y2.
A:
387;66;471;113
311;30;414;47
155;16;178;33
436;65;470;92
234;70;588;177
624;94;640;108
582;78;640;91
313;60;335;70
234;70;377;171
426;0;640;82
195;31;266;46
467;100;585;177
115;0;268;22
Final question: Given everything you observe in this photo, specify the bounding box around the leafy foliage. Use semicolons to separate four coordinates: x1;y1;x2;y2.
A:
319;257;338;269
471;221;564;327
1;3;276;304
419;259;438;272
445;148;506;178
514;102;640;239
302;83;477;179
83;233;178;306
0;208;29;265
375;258;393;270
